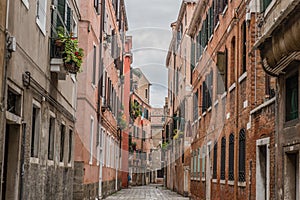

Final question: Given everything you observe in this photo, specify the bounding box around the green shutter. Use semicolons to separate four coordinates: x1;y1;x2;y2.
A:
66;5;72;33
57;0;66;28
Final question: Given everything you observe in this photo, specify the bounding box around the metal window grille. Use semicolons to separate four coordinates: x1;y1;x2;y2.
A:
220;137;226;180
238;129;246;182
213;141;218;179
228;133;234;181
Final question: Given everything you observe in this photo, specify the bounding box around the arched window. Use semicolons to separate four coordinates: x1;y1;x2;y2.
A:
213;141;218;179
229;133;234;181
239;129;246;182
220;137;226;180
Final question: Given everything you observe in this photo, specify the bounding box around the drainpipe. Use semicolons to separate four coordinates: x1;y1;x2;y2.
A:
97;0;105;198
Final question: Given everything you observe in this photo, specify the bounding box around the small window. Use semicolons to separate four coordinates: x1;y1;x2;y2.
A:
202;146;206;178
94;0;99;13
145;89;148;99
48;117;55;160
68;129;73;163
241;22;247;74
90;117;94;164
286;73;298;122
60;124;65;162
213;142;218;179
261;0;272;12
92;45;97;85
229;133;234;181
220;137;226;180
36;0;47;34
31;105;41;158
238;129;246;182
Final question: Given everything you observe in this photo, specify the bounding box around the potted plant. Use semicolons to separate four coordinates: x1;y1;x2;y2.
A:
55;27;84;74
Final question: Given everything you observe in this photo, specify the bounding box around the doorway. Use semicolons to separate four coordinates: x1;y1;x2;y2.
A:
284;152;299;200
2;124;21;200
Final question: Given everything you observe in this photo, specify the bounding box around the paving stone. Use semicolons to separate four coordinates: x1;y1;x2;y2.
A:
105;184;189;200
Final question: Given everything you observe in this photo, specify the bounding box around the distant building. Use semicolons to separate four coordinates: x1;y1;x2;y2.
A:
129;68;152;186
150;108;164;184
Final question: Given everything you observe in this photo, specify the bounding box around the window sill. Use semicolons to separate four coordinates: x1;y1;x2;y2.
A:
207;106;212;112
212;179;217;183
47;160;54;166
209;34;214;43
221;92;227;99
22;0;29;9
228;180;234;185
198;116;202;122
202;112;207;117
201;178;206;182
238;181;246;187
214;100;219;107
67;163;72;168
229;83;236;92
36;18;46;36
214;21;220;32
220;179;226;184
222;5;228;16
59;162;65;167
30;157;39;164
238;72;247;83
91;83;96;89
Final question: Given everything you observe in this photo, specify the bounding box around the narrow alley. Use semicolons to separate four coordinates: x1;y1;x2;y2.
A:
105;185;189;200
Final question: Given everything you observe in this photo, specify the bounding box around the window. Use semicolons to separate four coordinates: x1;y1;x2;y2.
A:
229;133;234;181
89;117;94;164
68;129;73;163
241;22;247;74
198;148;201;175
230;37;236;84
202;146;206;178
145;89;148;99
239;129;246;182
36;0;47;34
286;73;298;121
94;0;99;13
191;152;194;177
92;45;97;85
202;74;213;112
261;0;272;12
191;40;196;74
193;90;199;120
220;137;226;180
213;142;218;179
193;151;197;175
48;117;55;160
216;49;228;94
31;104;41;158
60;124;65;162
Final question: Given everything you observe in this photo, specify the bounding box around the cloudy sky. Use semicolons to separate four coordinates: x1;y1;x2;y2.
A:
124;0;181;108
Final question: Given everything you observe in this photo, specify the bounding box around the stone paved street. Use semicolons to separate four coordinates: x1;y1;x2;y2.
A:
104;185;189;200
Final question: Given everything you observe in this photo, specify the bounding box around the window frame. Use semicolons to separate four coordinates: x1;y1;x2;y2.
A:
31;100;41;158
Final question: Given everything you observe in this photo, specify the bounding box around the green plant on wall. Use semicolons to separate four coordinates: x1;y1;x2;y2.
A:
130;101;142;120
161;142;169;150
117;105;127;130
173;129;184;140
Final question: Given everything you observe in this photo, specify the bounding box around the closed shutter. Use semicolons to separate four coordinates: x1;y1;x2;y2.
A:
57;0;66;28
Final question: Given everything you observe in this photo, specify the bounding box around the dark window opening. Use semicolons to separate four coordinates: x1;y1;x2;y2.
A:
220;137;226;180
241;21;247;73
229;133;234;181
68;129;73;163
60;124;65;162
286;73;298;122
213;141;218;179
48;117;55;160
238;129;246;182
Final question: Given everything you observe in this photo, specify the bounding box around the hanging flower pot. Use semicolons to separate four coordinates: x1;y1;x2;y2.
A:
64;61;80;74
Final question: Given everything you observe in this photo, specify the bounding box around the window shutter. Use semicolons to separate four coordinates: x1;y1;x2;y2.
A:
229;133;234;181
238;129;246;182
191;40;195;71
220;137;226;180
217;51;226;94
213;142;218;179
66;5;72;33
57;0;66;28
